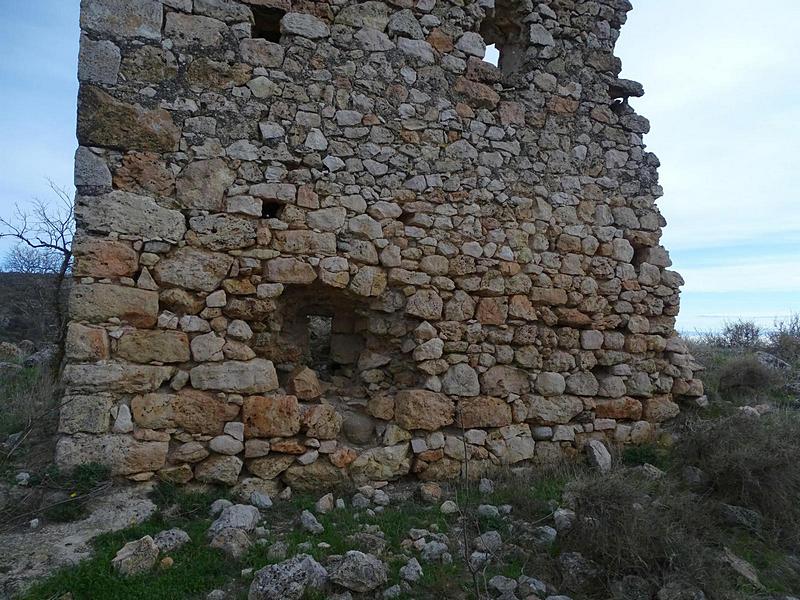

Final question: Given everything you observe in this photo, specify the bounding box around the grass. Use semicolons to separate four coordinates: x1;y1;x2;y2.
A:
22;483;238;600
0;365;56;438
22;517;240;600
621;443;671;471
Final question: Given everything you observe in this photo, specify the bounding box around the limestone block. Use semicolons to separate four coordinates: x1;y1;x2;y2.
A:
77;86;179;152
177;159;236;211
394;390;454;431
349;266;386;297
78;35;120;85
65;322;110;362
188;214;257;251
283;459;350;492
76;191;186;243
63;363;173;394
165;13;228;48
240;39;285;67
481;365;530;397
350;443;411;483
190;359;279;394
301;405;343;440
195;455;243;485
248;455;295;480
59;393;113;434
55;433;167;475
287;366;322;400
73;238;138;278
406;290;443;320
116;330;190;364
595;397;643;421
441;363;479;396
642;395;680;422
281;13;330;39
154;247;234;293
265;258;317;284
457;396;512;429
80;0;163;40
74;146;112;188
526;395;584;425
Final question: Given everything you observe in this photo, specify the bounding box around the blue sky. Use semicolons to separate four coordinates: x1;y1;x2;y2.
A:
0;0;797;333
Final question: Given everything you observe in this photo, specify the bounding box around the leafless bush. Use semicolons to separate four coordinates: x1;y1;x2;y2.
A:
675;411;800;546
700;320;763;350
559;469;729;598
767;314;800;365
0;182;74;345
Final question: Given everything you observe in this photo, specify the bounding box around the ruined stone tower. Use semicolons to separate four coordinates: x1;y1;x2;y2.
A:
59;0;704;489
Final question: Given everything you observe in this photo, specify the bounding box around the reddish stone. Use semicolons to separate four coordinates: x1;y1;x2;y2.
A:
595;397;643;421
427;29;453;52
73;238;138;278
457;396;513;429
476;297;507;325
329;446;358;468
243;395;301;438
453;77;500;109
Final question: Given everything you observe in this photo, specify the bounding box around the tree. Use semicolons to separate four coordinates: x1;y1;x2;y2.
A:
0;181;74;278
0;182;75;343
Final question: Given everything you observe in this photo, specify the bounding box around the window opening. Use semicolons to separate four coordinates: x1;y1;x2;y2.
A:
252;6;285;43
483;43;500;67
480;1;526;78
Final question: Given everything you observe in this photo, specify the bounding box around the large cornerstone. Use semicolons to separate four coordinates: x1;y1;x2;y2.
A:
60;0;704;490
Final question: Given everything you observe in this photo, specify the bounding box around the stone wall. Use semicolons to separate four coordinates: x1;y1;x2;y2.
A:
61;0;704;490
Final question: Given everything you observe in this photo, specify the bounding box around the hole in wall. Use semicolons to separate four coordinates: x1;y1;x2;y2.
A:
252;6;286;43
483;43;500;67
261;200;284;219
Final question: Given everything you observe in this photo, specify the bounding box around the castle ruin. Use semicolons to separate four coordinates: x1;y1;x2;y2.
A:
59;0;704;490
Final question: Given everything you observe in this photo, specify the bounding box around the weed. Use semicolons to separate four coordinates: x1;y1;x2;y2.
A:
0;366;57;438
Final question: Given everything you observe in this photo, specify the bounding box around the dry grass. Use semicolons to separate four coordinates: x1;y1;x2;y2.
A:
676;411;800;547
558;468;730;598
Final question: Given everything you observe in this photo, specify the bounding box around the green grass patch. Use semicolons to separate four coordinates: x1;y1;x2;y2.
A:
621;443;671;471
21;517;240;600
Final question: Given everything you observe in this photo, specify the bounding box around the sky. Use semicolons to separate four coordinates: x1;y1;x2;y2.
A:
0;1;797;334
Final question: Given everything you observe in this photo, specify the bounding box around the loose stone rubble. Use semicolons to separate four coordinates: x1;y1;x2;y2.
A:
62;0;704;488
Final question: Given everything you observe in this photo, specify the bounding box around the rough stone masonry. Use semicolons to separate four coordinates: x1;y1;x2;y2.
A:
59;0;705;490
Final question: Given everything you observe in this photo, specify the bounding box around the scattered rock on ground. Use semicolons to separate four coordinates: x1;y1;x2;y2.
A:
328;550;388;592
112;535;159;576
248;554;328;600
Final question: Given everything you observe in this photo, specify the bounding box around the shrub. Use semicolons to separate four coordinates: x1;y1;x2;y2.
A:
716;354;783;396
767;314;800;365
559;469;729;598
710;320;763;350
675;411;800;546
